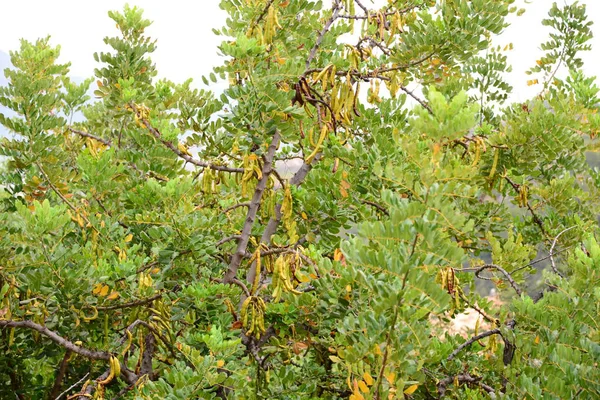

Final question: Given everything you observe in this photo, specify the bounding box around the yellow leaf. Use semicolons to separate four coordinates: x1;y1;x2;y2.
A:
346;285;352;293
329;355;342;363
301;212;308;220
106;291;119;300
92;283;103;295
358;380;369;393
363;372;374;386
216;360;225;368
124;234;133;242
404;384;419;395
177;142;192;156
334;249;344;261
99;285;109;297
534;335;540;344
384;371;396;385
373;343;382;356
340;186;348;198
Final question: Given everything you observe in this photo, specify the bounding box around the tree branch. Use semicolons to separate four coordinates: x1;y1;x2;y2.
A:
129;103;243;173
549;226;576;278
48;350;72;399
0;320;111;360
96;292;163;311
400;85;433;115
446;328;501;361
221;202;251;215
437;373;495;397
224;131;280;283
73;370;110;400
474;264;522;296
216;235;241;247
246;154;321;284
54;372;89;400
361;199;389;216
504;176;547;237
305;0;343;69
69;127;112;146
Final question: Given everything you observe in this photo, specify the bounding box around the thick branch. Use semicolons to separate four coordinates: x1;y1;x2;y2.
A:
224;131;281;283
48;350;72;399
0;320;110;360
306;0;343;69
140;333;155;377
246;154;321;284
241;325;276;369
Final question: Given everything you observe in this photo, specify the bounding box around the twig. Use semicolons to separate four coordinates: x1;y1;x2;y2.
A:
437;373;495;397
446;328;501;361
0;320;111;360
129;104;243;173
378;51;436;74
253;0;276;26
361;199;389;216
69;127;112;146
549;226;576;278
216;235;241;247
474;264;522;296
353;0;369;14
54;372;89;400
134;320;177;362
136;261;159;274
504;176;547;237
221;202;251;214
400;85;433;115
37;163;101;235
72;370;110;400
241;326;276;369
232;278;251;297
96;292;163;311
374;269;410;400
373;306;398;400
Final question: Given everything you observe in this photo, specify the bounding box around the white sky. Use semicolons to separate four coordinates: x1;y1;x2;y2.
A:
0;0;599;103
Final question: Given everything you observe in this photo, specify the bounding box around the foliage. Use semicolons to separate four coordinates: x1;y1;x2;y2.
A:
0;1;599;399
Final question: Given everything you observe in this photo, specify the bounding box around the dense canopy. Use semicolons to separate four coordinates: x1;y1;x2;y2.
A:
1;1;599;399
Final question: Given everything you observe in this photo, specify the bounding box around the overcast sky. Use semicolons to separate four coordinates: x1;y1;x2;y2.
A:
0;0;599;103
